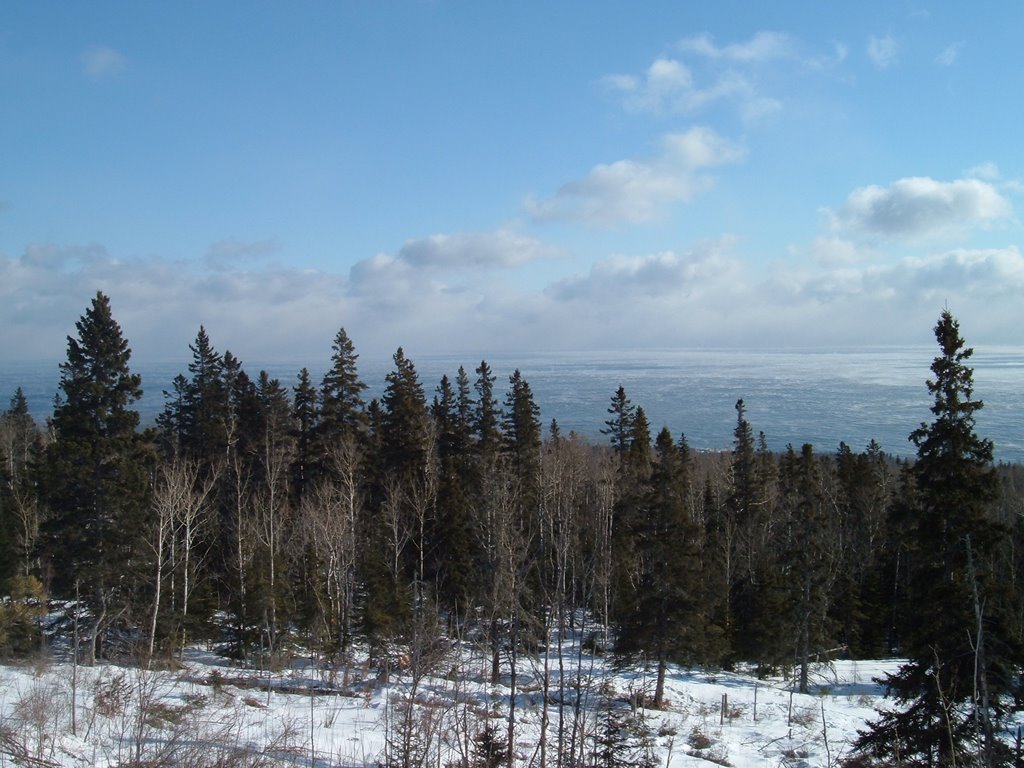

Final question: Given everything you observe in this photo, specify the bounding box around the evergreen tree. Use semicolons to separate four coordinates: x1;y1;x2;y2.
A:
601;386;636;463
362;348;430;646
42;292;150;652
291;367;318;504
502;369;542;491
428;374;475;614
474;360;502;456
317;328;367;456
855;310;1018;766
831;440;893;657
727;398;759;663
787;443;838;692
183;326;229;460
380;348;430;481
613;426;702;706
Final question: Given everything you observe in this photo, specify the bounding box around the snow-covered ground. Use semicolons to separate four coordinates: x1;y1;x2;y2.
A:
0;631;911;768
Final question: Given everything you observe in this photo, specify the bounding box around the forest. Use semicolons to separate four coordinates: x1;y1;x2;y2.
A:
2;291;1023;766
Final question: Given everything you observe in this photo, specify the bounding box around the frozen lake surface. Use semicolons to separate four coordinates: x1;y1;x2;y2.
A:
4;346;1023;462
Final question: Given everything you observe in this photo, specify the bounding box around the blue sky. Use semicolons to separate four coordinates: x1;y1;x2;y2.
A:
2;2;1022;364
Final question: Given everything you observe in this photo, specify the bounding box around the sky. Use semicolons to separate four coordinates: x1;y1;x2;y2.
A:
2;2;1022;365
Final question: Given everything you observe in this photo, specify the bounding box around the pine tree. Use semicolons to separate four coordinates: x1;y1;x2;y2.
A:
855;310;1018;766
42;292;150;654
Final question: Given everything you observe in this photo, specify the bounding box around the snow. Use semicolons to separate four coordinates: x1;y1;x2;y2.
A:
0;632;912;767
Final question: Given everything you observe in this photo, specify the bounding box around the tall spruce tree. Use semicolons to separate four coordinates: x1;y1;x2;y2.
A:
291;367;318;504
602;386;636;464
613;426;701;706
42;292;150;652
318;328;367;457
474;360;502;457
502;370;542;492
855;310;1018;766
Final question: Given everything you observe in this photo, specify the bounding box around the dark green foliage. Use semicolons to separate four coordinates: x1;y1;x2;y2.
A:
602;386;635;462
474;360;502;456
856;310;1018;767
830;440;894;658
429;373;476;615
317;328;367;456
42;292;151;644
502;369;542;491
470;722;509;768
613;426;702;705
380;347;429;481
726;399;760;665
291;367;318;503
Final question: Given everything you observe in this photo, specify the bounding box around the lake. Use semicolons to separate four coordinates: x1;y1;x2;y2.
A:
4;347;1023;463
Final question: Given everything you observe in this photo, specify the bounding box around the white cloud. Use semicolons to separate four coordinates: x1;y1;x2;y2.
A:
604;32;795;118
936;42;964;67
964;162;1001;182
549;238;740;301
677;31;796;62
82;46;126;79
601;57;696;113
867;35;898;69
828;177;1012;240
393;230;559;271
526;127;744;227
3;234;1023;367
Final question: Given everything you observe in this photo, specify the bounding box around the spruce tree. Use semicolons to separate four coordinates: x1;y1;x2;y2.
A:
429;375;476;614
42;292;150;651
602;386;635;464
318;328;367;454
183;326;229;460
855;310;1017;766
291;367;318;504
502;370;542;491
474;360;502;457
613;426;701;706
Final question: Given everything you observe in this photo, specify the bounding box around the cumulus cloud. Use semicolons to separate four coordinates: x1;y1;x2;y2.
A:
82;46;126;78
549;238;741;302
526;127;744;226
828;177;1012;240
347;229;560;306
867;35;898;69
